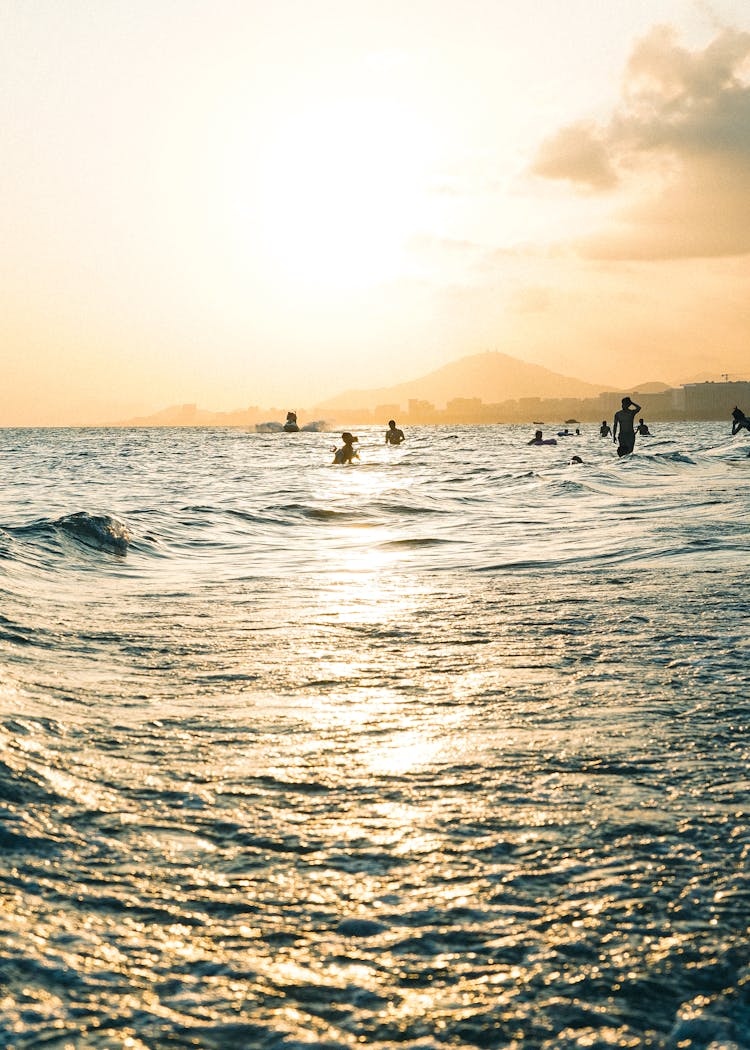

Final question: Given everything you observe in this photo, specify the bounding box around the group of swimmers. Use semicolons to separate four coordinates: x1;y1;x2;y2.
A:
332;419;405;463
528;397;649;460
329;402;750;465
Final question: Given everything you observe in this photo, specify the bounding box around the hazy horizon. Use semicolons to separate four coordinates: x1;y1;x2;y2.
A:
3;1;750;426
0;345;742;429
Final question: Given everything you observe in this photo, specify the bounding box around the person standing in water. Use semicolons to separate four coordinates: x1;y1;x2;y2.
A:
731;407;750;435
636;418;651;436
385;420;405;445
333;433;359;464
612;397;641;457
599;420;612;437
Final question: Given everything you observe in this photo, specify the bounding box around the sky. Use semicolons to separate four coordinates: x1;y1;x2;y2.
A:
2;0;750;424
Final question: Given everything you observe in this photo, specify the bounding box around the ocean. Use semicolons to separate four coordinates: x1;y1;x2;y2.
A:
1;422;749;1050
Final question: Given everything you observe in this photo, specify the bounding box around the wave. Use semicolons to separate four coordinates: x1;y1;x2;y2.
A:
271;503;368;522
55;512;131;553
476;538;743;573
6;512;132;556
372;501;444;517
379;537;455;549
649;450;696;465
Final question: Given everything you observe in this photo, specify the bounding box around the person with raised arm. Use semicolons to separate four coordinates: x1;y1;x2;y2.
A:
612;396;641;457
731;406;750;435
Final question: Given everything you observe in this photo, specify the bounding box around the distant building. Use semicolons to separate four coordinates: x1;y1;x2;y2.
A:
445;397;482;421
683;381;750;419
407;398;437;423
597;388;683;421
518;397;543;414
374;404;402;421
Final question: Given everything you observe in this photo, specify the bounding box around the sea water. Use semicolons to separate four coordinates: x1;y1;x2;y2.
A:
0;423;749;1050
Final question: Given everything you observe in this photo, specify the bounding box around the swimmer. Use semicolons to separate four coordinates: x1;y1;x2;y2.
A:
731;406;750;435
527;430;557;446
570;455;583;464
385;420;405;445
613;396;641;457
600;420;612;437
636;418;651;436
332;432;359;464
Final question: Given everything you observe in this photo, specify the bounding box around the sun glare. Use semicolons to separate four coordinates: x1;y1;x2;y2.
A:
252;100;435;290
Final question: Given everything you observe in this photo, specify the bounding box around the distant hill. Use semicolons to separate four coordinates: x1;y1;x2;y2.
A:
629;381;673;394
314;351;606;411
110;403;214;426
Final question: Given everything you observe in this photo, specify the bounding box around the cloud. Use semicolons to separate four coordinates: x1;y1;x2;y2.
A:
531;121;618;190
531;25;750;259
583;153;750;259
615;25;750;159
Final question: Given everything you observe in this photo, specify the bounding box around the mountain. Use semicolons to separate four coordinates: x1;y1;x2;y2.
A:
314;351;606;411
628;381;673;393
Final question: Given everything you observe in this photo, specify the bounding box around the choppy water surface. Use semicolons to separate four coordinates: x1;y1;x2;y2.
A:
1;424;749;1049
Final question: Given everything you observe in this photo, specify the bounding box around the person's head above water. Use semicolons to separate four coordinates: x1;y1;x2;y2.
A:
341;432;358;445
534;430;542;439
622;396;632;408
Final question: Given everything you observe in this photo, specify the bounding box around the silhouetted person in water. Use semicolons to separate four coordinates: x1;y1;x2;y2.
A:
731;407;750;435
528;430;557;446
636;418;651;436
613;396;641;457
385;420;405;445
284;411;299;432
333;432;359;464
600;420;612;437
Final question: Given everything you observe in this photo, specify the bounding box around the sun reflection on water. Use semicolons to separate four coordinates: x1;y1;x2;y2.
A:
366;731;446;775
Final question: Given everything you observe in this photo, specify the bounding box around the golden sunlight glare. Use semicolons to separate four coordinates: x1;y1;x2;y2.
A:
251;99;435;290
